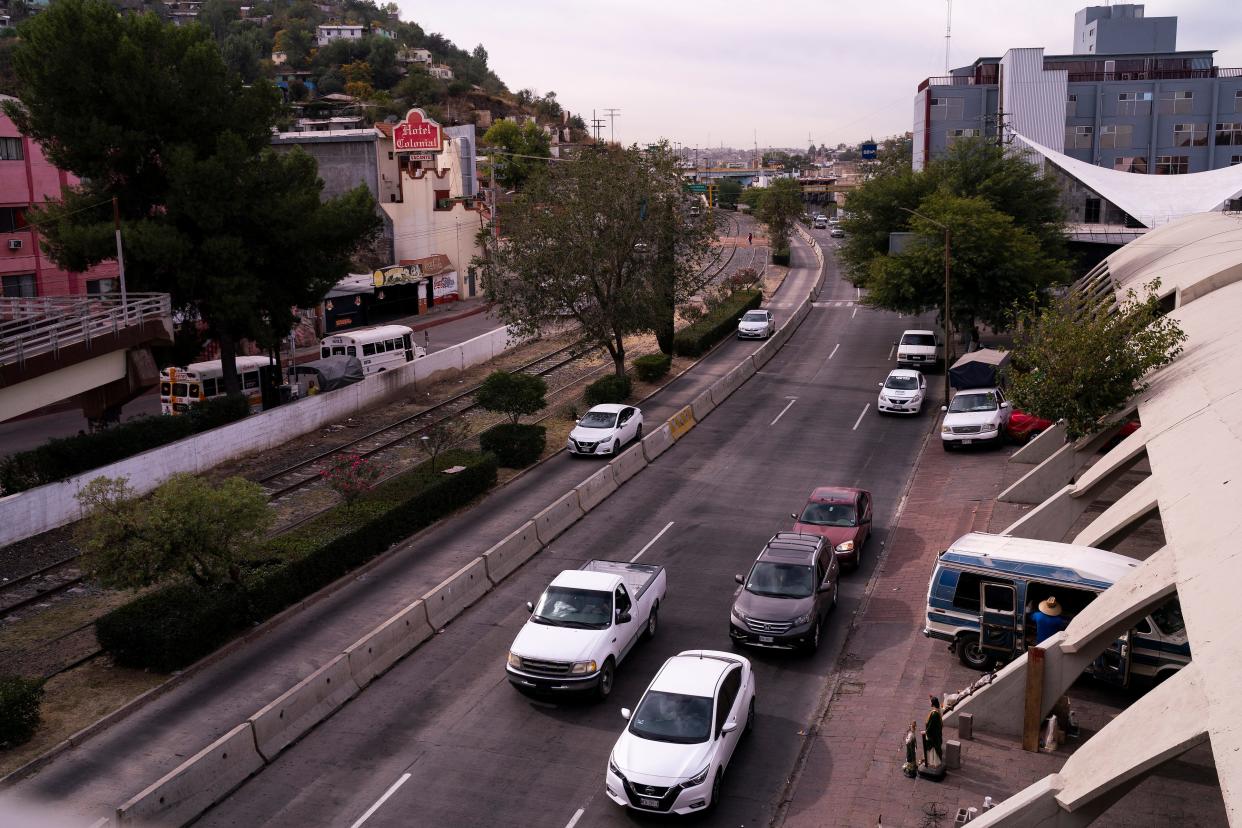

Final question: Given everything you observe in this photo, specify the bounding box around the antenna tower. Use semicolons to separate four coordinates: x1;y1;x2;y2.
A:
945;0;952;72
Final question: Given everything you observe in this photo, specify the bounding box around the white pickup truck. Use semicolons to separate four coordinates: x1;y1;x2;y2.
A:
506;560;666;700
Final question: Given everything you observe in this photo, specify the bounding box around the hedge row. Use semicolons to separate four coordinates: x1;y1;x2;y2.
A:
0;394;250;495
0;675;44;749
633;353;672;382
585;374;632;406
673;289;764;357
95;450;498;672
480;423;546;468
771;248;791;267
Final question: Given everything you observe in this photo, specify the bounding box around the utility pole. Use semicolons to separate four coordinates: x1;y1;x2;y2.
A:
590;109;605;143
900;207;953;404
944;0;953;72
111;197;129;322
604;108;620;144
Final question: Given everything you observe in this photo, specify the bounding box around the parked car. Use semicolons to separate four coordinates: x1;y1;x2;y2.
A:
1006;410;1140;446
829;227;845;238
791;486;873;569
605;650;756;814
877;369;926;415
567;404;643;456
507;560;666;700
895;329;943;370
737;309;776;339
729;532;838;652
940;387;1011;450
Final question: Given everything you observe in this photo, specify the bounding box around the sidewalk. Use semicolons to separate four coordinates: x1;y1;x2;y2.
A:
779;426;1225;825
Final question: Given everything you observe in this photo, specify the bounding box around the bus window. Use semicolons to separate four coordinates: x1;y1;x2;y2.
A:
188;383;200;398
321;347;330;359
173;382;189;397
347;346;357;356
203;378;218;397
242;372;260;390
333;346;345;356
161;382;171;396
388;339;398;351
363;343;376;356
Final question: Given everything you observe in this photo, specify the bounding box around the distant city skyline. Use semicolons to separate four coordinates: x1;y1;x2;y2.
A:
400;0;1242;149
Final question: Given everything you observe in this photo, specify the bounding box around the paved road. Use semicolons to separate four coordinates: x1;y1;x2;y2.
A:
192;238;940;827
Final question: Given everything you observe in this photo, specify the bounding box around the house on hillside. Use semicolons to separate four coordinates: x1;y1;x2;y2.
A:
316;24;365;46
429;64;454;80
398;47;433;65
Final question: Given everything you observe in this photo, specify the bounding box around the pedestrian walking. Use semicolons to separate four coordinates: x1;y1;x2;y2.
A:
747;231;753;245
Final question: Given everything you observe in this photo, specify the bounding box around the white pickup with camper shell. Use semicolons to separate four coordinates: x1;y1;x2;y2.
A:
507;560;666;700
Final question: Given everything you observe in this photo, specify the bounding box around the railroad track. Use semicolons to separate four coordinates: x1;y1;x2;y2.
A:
0;554;84;617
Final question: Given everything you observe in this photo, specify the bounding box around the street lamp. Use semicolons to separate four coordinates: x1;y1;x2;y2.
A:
899;207;953;405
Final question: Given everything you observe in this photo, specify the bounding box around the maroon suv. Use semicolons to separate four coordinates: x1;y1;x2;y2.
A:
791;487;873;569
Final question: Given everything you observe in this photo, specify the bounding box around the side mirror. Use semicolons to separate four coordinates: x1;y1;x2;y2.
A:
734;574;744;585
525;601;535;612
941;405;948;412
877;382;884;388
616;611;632;624
621;707;632;720
790;512;798;520
721;721;738;735
1001;401;1011;408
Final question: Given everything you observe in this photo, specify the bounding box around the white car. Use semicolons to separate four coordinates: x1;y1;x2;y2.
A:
940;387;1012;450
605;650;755;815
736;309;775;339
877;369;926;415
567;404;643;456
895;329;943;370
812;217;828;229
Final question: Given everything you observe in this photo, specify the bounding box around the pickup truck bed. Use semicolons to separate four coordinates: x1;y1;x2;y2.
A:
579;560;662;602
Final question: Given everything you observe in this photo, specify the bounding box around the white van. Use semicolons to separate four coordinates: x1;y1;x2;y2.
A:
924;533;1189;686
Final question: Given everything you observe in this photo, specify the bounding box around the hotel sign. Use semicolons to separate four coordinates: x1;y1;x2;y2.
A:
393;108;443;152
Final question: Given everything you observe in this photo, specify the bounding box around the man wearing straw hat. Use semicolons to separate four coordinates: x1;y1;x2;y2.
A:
1031;595;1069;644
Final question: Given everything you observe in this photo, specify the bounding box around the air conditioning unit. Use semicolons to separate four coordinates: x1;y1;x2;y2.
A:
7;239;21;250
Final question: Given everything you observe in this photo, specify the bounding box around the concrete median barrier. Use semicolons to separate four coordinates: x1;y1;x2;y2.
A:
344;599;435;689
668;406;696;441
423;557;492;631
482;520;541;584
642;422;675;462
533;489;586;546
575;466;619;513
710;359;756;406
248;654;360;762
609;445;647;485
751;340;776;369
115;722;263;826
690;388;715;422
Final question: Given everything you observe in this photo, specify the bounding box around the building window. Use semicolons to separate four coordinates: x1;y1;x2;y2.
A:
0;207;28;233
434;188;452;210
1215;122;1242;146
1;273;36;297
929;97;964;122
0;137;23;161
1065;125;1093;149
1084;198;1102;224
1117;91;1153;116
1173;123;1207;147
86;278;118;295
1100;124;1133;149
1114;156;1148;173
1158;90;1194;114
1235;90;1242;113
1066;93;1078;117
1154;155;1189;175
946;128;980;145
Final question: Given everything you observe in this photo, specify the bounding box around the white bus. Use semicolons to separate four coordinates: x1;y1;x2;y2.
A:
320;324;426;375
160;355;273;415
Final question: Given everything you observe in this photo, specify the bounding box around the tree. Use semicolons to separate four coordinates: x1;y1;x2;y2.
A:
277;20;315;66
481;119;550;190
476;370;547;423
756;178;804;256
75;474;272;590
198;0;239;41
220;28;264;83
417;418;472;472
1008;280;1186;440
471;43;487;67
716;178;742;210
482;143;717;374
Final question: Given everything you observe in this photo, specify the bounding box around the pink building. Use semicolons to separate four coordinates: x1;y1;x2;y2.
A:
0;95;119;297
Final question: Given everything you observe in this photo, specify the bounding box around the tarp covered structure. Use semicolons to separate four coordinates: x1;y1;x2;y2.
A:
290;355;365;392
949;348;1010;390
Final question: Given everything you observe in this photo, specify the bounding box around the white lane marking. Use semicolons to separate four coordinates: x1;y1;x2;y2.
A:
828;343;840;360
770;398;798;426
631;521;675;562
851;306;858;319
852;404;870;430
88;820;109;828
350;773;412;828
564;808;585;828
888;344;896;360
856;286;861;301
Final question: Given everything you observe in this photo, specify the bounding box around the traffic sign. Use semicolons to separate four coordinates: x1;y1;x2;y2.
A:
687;183;708;193
861;142;878;160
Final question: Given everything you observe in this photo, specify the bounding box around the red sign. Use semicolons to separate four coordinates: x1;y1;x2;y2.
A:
393;108;443;152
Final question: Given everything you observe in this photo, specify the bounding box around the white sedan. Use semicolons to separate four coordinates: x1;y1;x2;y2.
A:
605;650;755;815
877;369;927;415
567;404;643;456
736;309;776;339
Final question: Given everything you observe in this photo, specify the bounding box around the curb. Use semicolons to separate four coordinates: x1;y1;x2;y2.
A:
407;301;491;333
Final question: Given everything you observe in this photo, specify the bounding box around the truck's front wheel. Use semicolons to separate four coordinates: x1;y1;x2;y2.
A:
595;658;615;701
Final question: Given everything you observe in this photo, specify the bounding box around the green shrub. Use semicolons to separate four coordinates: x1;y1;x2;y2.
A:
584;374;632;406
0;394;250;495
0;675;45;749
771;248;791;266
479;423;546;468
95;451;498;672
633;353;672;382
476;371;547;423
673;289;763;357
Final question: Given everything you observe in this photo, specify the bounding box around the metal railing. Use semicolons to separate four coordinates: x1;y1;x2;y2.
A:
0;292;173;369
920;67;1241;90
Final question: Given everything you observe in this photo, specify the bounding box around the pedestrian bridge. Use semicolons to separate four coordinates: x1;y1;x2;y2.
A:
0;293;174;424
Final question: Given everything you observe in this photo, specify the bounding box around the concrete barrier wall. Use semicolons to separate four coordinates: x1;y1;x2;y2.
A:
481;520;541;584
710;359;756;406
667;406;696;441
533;489;586;546
642;422;675;462
344;599;434;689
114;722;264;826
423;557;492;631
0;325;521;548
690;388;715;423
751;341;775;369
609;446;647;486
248;654;360;762
575;466;619;513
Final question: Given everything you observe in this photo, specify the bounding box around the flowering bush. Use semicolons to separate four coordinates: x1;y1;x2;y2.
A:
321;454;385;504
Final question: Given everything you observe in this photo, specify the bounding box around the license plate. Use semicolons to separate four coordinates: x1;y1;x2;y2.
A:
961;439;973;445
759;635;774;643
640;797;660;808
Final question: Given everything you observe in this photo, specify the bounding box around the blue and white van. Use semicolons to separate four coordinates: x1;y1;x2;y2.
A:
923;533;1189;686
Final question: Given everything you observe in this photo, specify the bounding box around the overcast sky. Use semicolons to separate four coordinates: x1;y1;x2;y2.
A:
396;0;1242;150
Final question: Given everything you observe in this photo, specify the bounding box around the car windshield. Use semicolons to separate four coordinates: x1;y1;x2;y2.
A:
799;501;857;527
578;411;618;428
629;690;713;744
742;312;767;322
949;393;998;413
885;375;919;391
901;334;936;347
530;587;611;629
746;562;815;598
